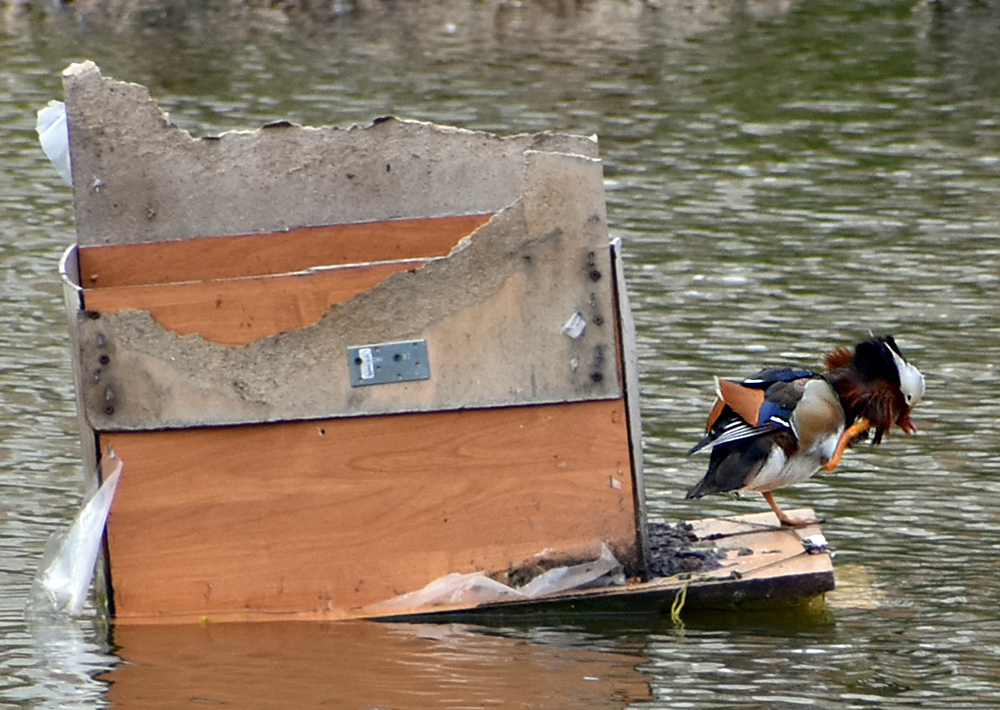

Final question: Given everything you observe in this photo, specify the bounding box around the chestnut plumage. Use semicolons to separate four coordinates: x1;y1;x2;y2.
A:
685;335;924;526
823;335;923;444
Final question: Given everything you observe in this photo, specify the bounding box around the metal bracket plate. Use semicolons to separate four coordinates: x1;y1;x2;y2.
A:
348;340;430;387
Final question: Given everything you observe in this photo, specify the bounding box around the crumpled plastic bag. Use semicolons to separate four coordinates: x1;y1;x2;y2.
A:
374;572;527;610
518;542;625;598
27;452;123;617
36;100;72;186
373;542;625;611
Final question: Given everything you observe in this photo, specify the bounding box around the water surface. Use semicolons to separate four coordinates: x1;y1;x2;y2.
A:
2;0;1000;707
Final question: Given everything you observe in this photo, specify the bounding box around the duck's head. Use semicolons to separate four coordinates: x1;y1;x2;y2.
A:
824;335;925;443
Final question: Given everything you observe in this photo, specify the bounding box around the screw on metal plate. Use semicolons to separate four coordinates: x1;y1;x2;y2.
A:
348;340;430;387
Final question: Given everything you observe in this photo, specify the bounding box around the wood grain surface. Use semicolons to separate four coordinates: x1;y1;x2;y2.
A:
101;399;637;621
83;260;425;346
77;214;492;288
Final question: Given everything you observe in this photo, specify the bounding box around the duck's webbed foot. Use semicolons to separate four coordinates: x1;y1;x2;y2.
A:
762;491;824;527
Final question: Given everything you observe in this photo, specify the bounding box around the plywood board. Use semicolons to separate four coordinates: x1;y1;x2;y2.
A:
75;151;621;430
83;261;426;346
62;62;598;247
610;238;649;571
100;399;637;623
77;214;491;289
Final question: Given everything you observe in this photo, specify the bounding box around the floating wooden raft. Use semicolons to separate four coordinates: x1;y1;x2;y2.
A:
57;61;832;624
362;509;834;621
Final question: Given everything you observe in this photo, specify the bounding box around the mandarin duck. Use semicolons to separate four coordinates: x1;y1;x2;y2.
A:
685;335;924;526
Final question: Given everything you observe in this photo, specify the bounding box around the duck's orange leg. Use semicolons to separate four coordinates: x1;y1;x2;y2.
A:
762;492;822;527
823;418;871;472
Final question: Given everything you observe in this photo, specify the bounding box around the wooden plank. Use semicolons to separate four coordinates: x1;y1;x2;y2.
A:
685;509;805;541
77;213;492;289
83;260;425;346
101;399;637;623
371;509;834;622
610;238;649;573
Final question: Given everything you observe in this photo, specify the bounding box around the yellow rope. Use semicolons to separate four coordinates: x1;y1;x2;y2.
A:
670;578;690;626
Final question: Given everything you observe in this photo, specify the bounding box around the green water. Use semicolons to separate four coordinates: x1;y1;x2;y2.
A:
2;0;1000;707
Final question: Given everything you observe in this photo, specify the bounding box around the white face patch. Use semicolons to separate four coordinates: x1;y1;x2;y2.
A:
890;347;925;408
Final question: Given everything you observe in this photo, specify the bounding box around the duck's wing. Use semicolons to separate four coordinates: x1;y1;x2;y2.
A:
690;369;818;455
686;431;797;498
741;367;816;387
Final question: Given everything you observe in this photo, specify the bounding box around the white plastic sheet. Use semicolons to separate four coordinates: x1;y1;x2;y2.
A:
517;542;624;598
27;452;123;617
374;542;625;611
374;572;528;610
36;100;72;186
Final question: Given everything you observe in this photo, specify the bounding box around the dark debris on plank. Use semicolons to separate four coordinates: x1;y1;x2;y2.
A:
646;521;724;578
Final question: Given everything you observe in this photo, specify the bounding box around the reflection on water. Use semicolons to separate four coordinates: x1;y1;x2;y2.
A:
3;0;1000;707
104;621;651;709
2;614;113;707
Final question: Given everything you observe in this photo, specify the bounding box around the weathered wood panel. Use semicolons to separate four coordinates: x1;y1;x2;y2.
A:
59;65;649;628
75;150;621;430
100;399;637;622
610;238;649;571
77;214;491;289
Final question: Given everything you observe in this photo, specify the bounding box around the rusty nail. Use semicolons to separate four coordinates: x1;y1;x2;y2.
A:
589;269;602;281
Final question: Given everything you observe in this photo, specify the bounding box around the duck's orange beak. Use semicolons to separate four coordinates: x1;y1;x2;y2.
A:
898;414;918;435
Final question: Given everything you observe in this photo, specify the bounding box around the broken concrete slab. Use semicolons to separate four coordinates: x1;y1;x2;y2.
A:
58;61;622;431
62;61;599;247
71;150;621;430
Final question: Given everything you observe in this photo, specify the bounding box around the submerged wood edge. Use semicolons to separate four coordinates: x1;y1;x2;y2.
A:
376;570;836;624
107;571;835;626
